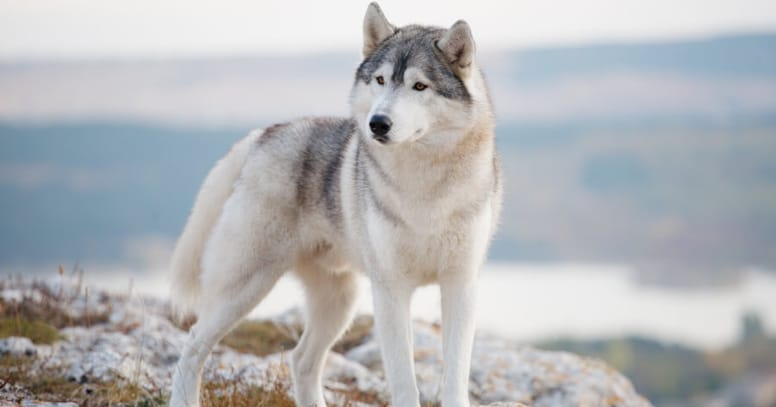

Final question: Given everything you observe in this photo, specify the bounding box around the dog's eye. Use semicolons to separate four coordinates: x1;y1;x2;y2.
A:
412;82;428;91
375;76;385;85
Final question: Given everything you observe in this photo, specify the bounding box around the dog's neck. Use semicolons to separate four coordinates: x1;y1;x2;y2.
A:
359;117;496;209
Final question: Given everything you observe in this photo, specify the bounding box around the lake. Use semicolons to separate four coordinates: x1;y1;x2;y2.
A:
16;261;776;351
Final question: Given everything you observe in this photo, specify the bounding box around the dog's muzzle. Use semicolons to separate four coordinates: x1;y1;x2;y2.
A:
369;114;392;144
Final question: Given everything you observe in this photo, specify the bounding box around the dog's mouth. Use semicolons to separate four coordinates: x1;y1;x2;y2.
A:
372;133;390;144
369;128;426;145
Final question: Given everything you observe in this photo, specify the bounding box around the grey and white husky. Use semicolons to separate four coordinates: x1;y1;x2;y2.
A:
168;3;501;406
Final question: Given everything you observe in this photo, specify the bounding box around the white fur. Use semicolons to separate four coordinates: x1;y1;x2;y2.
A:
168;4;500;407
168;129;262;319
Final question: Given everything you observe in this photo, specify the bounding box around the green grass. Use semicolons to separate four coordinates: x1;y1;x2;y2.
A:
0;276;384;405
220;315;374;358
332;315;374;354
220;320;299;357
0;317;61;344
0;276;110;345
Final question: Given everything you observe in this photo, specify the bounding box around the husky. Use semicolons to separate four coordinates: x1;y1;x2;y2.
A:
168;3;501;406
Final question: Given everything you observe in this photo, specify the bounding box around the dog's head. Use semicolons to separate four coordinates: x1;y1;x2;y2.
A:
350;2;489;149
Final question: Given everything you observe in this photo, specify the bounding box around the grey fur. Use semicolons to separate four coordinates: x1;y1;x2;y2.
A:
294;117;355;226
356;25;471;101
169;4;501;407
255;121;290;146
360;140;396;188
254;116;401;229
354;139;405;226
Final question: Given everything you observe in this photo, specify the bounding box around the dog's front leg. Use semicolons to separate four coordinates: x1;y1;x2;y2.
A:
371;281;421;407
440;275;477;407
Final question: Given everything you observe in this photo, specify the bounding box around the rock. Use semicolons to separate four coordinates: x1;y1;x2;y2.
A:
348;322;653;406
469;339;651;406
345;340;381;369
0;278;653;406
323;353;387;398
47;313;190;389
0;336;37;357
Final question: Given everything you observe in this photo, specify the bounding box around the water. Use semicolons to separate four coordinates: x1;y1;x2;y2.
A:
23;261;776;351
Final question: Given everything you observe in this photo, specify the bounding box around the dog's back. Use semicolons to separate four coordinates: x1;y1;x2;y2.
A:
169;4;500;406
169;117;356;318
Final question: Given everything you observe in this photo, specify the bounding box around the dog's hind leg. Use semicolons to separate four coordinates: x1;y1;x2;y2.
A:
291;265;359;407
170;186;292;407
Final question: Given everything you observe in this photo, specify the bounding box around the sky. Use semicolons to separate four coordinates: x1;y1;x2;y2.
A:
1;0;776;60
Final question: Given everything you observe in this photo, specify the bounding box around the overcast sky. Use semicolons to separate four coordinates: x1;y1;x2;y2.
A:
1;0;776;60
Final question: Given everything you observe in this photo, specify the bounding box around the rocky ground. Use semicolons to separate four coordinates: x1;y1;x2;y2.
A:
0;275;652;406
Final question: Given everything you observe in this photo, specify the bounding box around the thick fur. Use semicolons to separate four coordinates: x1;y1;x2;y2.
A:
168;129;262;318
169;3;502;407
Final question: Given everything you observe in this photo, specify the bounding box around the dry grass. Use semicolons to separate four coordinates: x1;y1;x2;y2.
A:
0;353;307;406
0;270;111;330
0;355;165;406
201;377;296;407
0;271;387;406
330;385;389;407
0;272;168;405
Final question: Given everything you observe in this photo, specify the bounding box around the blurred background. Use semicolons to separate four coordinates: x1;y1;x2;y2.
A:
1;0;776;405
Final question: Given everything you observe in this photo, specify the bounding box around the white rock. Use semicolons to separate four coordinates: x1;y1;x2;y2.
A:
0;336;37;357
468;338;652;406
0;278;652;407
324;352;386;394
345;340;381;368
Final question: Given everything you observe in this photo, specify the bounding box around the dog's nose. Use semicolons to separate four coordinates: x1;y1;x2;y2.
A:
369;115;392;143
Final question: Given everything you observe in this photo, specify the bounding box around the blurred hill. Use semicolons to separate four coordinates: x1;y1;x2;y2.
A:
1;33;775;283
2;34;776;125
539;312;776;406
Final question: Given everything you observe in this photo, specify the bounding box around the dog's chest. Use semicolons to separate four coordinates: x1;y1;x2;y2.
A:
339;138;495;277
357;203;490;281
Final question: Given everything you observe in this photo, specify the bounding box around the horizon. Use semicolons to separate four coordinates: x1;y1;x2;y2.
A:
0;30;774;64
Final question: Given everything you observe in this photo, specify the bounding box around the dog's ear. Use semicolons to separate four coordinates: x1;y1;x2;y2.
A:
437;20;476;79
363;2;395;57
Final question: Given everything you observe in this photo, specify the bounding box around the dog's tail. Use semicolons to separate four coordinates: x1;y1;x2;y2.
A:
168;129;261;320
